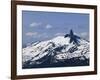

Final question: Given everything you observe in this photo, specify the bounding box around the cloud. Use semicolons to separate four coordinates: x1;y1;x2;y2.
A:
26;32;38;36
25;32;49;39
37;33;49;38
55;33;65;36
45;24;52;29
30;22;41;27
80;32;88;37
80;32;89;40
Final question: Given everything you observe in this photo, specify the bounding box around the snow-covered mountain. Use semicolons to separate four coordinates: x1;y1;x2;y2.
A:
22;30;89;68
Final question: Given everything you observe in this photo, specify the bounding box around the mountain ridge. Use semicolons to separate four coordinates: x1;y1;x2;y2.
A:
22;30;89;69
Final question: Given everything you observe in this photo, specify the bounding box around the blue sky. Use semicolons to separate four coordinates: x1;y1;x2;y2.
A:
22;11;89;45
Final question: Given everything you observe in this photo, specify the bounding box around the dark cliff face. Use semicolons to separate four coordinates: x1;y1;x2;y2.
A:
64;29;80;45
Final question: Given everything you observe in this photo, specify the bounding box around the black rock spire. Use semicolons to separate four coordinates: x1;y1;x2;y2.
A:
64;29;80;45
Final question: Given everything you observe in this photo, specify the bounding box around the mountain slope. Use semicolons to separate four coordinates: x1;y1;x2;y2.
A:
22;30;89;68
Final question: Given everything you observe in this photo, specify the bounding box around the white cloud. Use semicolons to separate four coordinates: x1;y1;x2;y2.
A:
45;24;52;29
25;32;49;39
55;33;65;36
80;32;89;40
80;32;88;37
37;33;49;38
26;32;38;36
30;22;41;27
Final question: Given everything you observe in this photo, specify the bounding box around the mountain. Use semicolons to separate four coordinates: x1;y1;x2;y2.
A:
22;30;89;69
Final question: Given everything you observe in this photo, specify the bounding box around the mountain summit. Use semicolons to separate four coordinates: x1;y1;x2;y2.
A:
22;30;89;69
64;29;80;45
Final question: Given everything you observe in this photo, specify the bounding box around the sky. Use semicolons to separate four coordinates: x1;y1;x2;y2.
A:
22;10;89;46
